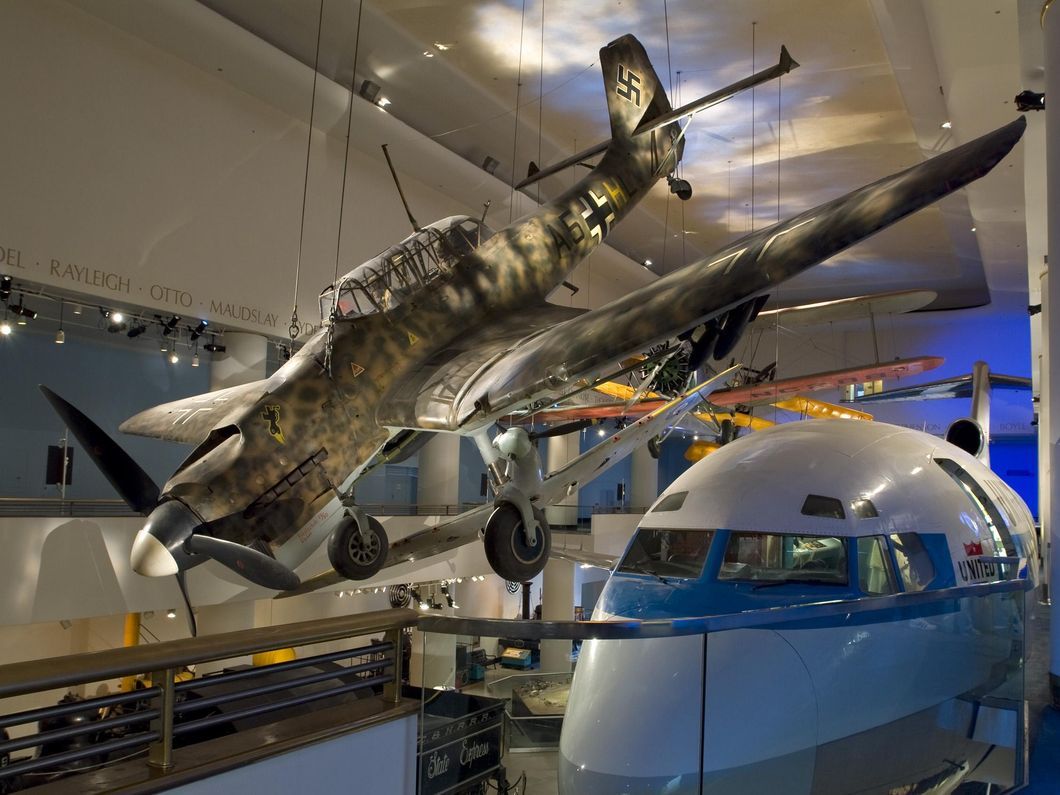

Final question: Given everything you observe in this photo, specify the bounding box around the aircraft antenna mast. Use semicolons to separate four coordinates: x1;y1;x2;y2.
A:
381;144;421;233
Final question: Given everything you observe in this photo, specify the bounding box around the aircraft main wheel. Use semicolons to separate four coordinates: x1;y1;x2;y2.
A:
328;513;388;580
483;503;550;582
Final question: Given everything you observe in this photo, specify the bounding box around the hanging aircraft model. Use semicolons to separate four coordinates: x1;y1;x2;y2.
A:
40;33;1026;611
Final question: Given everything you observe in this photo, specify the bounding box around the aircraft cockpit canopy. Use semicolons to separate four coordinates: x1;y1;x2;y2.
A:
319;215;495;321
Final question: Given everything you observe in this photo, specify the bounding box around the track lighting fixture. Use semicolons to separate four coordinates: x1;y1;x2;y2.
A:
55;299;65;344
190;320;208;340
359;80;380;103
203;336;225;354
0;275;11;303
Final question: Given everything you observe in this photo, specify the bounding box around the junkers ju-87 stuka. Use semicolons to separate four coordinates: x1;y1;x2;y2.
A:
40;32;1025;619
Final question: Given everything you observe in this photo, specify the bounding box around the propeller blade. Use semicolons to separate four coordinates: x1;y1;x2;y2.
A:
185;534;301;591
175;571;197;638
530;418;597;440
39;386;160;514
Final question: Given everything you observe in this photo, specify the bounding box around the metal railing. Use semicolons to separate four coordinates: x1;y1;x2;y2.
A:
418;575;1034;640
0;498;487;519
0;608;418;785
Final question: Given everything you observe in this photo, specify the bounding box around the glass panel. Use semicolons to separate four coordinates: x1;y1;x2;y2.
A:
719;532;848;584
801;494;845;519
651;491;687;513
889;532;935;591
616;528;714;579
857;536;897;595
851;498;879;518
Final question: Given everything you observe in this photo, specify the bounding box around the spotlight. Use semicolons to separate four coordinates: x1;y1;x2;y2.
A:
166;609;176;619
14;298;35;324
376;96;391;109
1015;90;1045;112
101;308;125;332
0;320;10;336
169;352;179;364
127;323;147;338
643;258;653;268
203;337;226;353
422;50;434;58
597;428;606;437
72;303;82;316
161;315;180;336
359;80;380;103
0;275;10;302
192;351;200;368
160;340;168;353
482;155;501;175
190;320;208;340
668;175;693;201
940;120;952;129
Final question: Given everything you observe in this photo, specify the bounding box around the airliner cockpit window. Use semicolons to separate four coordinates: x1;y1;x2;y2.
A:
617;528;715;580
719;532;848;585
889;532;935;591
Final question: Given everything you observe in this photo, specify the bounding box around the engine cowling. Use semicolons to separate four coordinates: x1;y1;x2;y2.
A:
945;418;985;459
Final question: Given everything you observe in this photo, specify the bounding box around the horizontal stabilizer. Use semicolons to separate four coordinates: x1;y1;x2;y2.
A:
634;45;799;137
849;371;1031;404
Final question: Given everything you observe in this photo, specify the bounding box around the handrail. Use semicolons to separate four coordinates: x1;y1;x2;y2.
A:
0;608;418;699
417;577;1033;641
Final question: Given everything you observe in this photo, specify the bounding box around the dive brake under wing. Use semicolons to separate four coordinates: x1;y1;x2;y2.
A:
377;119;1024;432
282;369;735;597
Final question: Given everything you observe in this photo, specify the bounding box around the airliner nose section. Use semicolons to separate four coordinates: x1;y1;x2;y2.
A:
130;500;199;577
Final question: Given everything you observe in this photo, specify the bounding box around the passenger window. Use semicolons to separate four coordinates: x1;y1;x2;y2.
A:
617;528;714;579
889;533;935;591
856;536;897;595
719;532;848;585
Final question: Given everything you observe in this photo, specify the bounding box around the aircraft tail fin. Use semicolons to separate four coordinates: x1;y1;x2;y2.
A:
599;34;673;145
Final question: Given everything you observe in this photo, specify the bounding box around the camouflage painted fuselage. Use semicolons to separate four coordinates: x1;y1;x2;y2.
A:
159;117;681;559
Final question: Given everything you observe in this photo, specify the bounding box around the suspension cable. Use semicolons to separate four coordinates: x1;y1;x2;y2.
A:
290;0;326;341
508;0;528;224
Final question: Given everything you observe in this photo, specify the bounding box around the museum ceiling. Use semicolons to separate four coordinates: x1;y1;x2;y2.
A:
190;0;1034;311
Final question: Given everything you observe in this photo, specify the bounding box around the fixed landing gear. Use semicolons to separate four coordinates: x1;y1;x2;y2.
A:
483;502;551;582
327;506;389;580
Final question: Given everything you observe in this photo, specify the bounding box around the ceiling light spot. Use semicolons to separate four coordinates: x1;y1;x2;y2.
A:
940;121;952;129
422;50;434;57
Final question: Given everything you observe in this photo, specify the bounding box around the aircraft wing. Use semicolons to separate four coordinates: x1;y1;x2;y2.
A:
118;380;268;444
377;119;1023;432
849;372;1032;404
550;547;617;570
707;356;943;407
